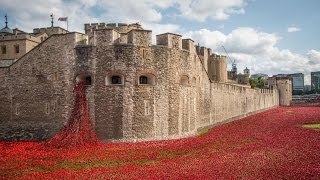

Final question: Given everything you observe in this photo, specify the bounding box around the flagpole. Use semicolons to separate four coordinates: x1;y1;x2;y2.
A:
67;19;68;31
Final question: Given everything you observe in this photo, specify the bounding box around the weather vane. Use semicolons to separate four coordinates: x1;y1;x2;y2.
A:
50;14;54;27
5;14;8;28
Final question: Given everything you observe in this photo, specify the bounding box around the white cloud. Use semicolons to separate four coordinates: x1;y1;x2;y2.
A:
184;29;226;51
307;49;320;65
287;26;301;33
0;0;182;37
87;0;248;22
176;0;247;21
224;27;278;54
143;22;180;43
0;0;98;33
184;27;319;85
97;0;167;23
0;0;248;33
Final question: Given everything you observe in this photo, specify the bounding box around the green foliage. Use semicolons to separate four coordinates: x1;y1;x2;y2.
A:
249;78;256;89
249;76;264;89
197;128;209;136
257;76;265;88
302;123;320;129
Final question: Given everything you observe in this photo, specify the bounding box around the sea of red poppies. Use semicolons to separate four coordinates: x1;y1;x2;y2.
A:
1;106;320;179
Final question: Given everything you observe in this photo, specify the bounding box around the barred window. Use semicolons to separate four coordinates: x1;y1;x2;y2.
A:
111;76;122;84
139;76;148;84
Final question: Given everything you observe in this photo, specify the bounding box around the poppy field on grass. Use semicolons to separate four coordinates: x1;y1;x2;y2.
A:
1;106;320;179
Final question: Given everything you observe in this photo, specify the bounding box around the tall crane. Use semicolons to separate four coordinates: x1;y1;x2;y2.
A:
221;45;237;73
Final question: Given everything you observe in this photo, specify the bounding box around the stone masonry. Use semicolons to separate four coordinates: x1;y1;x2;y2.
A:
0;23;291;142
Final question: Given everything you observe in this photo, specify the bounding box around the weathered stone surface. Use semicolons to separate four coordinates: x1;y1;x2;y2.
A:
0;24;290;142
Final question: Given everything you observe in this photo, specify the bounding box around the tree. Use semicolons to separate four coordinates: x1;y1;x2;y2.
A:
249;77;256;89
257;76;265;88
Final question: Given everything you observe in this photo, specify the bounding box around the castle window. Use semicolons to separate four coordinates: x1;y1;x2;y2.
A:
1;45;6;54
53;100;57;112
54;72;59;81
106;74;124;86
14;45;19;54
180;75;189;86
142;49;147;59
111;76;122;84
45;103;50;114
85;76;92;85
144;100;151;116
139;76;148;84
138;73;156;85
15;104;20;115
41;37;43;42
192;77;196;86
76;74;93;86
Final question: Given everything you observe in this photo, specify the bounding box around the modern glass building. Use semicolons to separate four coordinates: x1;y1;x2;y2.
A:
290;73;304;95
311;71;320;92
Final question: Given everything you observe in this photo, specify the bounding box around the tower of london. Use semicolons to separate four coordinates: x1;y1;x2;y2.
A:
0;20;292;141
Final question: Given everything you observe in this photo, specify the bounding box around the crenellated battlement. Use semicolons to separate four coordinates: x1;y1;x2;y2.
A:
92;28;151;46
0;33;46;42
85;22;143;34
86;22;223;58
182;39;194;52
33;27;68;36
156;33;182;49
89;23;228;82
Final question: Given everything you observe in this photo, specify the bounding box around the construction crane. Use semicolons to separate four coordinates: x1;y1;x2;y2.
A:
221;45;237;73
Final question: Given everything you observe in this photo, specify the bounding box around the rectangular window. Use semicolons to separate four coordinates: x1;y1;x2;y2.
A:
141;49;147;59
52;100;57;112
144;100;151;116
143;49;146;59
1;45;6;54
139;76;148;84
111;76;122;84
85;76;92;85
14;45;19;54
46;103;50;114
54;72;58;81
15;103;20;115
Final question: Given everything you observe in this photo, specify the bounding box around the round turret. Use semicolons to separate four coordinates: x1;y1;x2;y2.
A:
1;14;13;34
0;27;13;34
215;55;227;82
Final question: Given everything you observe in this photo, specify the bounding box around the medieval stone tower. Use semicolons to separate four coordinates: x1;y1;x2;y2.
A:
0;22;291;142
208;54;228;82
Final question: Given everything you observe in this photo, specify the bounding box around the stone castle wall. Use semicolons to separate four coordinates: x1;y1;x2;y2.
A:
0;67;10;121
0;33;81;140
0;27;282;142
77;29;279;141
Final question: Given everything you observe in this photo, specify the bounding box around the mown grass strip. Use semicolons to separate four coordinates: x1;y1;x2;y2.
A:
302;123;320;129
197;128;209;136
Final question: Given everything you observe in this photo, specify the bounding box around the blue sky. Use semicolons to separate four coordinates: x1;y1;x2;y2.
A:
0;0;319;84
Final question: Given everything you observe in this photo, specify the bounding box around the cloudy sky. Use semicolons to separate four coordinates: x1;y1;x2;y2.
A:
0;0;319;85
